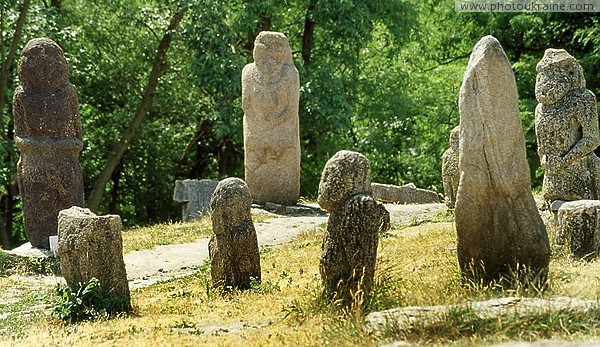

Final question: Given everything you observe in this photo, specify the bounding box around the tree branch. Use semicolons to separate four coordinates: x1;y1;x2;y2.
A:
87;6;185;212
0;0;30;140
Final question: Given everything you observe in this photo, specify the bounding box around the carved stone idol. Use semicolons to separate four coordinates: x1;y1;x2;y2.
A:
442;126;460;208
318;150;390;305
13;38;84;249
242;31;300;205
535;48;600;202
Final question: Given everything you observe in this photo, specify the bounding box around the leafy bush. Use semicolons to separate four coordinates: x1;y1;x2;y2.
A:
49;278;131;323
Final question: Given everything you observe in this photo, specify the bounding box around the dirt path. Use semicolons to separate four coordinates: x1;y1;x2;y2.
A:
2;203;447;291
126;216;327;288
125;204;445;288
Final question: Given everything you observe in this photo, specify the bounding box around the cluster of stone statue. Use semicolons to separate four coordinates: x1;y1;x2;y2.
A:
12;30;600;305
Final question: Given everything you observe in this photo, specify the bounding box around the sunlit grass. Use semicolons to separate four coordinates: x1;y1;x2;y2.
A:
4;213;600;345
122;212;280;253
121;218;213;253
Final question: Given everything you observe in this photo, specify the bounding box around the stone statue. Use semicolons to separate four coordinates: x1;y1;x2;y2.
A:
241;31;300;205
318;150;390;305
535;49;600;202
456;36;549;282
442;126;460;208
13;38;84;249
209;177;261;290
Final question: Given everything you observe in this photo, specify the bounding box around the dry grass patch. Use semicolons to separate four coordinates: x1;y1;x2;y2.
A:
121;217;213;253
122;212;279;252
5;217;600;346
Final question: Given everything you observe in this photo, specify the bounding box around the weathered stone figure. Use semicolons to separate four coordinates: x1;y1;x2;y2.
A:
442;126;460;208
58;207;130;310
242;31;300;205
318;150;390;304
209;177;261;290
13;38;84;249
535;49;600;202
456;36;550;281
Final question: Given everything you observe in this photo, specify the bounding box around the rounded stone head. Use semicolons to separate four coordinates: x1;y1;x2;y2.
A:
253;31;293;75
449;126;460;150
317;150;372;212
535;49;585;105
18;38;69;92
210;178;252;232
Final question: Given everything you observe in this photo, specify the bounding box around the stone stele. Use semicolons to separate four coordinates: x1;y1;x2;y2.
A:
58;206;130;309
535;48;600;202
173;179;219;221
557;200;600;259
209;177;261;290
442;126;460;208
318;150;390;304
242;31;300;205
13;38;84;249
455;36;550;281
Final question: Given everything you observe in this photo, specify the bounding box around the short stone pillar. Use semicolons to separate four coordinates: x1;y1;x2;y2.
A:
241;31;300;205
557;200;600;259
14;38;84;249
318;150;390;305
173;179;219;221
442;126;460;208
58;207;130;309
456;36;550;281
209;177;261;290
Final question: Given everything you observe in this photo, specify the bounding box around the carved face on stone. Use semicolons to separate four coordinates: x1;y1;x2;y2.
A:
535;49;585;105
18;38;69;92
317;150;372;212
253;31;292;76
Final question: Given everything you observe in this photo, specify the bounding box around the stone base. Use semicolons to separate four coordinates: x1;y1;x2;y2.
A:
371;182;440;204
557;200;600;258
173;179;220;222
5;242;52;259
257;202;326;216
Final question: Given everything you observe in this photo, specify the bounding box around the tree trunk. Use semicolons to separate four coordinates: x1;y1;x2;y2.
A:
0;0;30;138
0;0;30;249
107;161;122;214
301;1;316;65
87;7;185;212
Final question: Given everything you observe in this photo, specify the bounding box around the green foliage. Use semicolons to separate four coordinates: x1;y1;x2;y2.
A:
0;0;599;240
49;277;130;323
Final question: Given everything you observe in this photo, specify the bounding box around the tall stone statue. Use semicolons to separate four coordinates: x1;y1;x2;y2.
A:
13;38;84;249
442;126;460;208
241;31;300;205
535;49;600;202
456;36;549;282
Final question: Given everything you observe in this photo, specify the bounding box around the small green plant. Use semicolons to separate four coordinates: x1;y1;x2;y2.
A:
0;250;8;276
49;277;130;323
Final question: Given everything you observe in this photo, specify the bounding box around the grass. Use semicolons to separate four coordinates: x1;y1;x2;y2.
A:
3;211;600;345
121;217;213;253
122;212;278;252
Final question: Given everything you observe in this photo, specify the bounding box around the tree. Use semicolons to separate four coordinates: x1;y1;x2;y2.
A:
87;5;185;212
0;0;30;249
